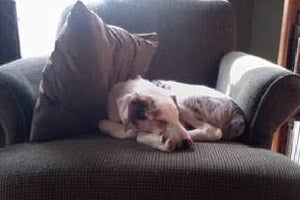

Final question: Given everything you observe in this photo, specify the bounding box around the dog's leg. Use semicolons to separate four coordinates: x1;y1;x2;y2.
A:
187;121;222;141
179;107;204;128
179;108;222;141
136;133;176;152
98;120;137;139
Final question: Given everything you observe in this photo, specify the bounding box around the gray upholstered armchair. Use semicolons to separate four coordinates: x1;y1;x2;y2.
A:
1;0;300;199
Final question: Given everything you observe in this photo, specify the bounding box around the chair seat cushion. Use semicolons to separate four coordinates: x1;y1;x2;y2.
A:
1;136;300;200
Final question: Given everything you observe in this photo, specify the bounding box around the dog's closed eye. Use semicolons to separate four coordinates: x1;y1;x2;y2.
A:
145;108;161;120
131;100;149;121
157;120;168;128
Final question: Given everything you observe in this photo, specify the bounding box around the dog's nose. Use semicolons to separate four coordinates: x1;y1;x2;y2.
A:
180;139;193;150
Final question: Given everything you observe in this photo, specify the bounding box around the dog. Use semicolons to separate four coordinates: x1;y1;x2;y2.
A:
98;76;193;152
153;80;246;141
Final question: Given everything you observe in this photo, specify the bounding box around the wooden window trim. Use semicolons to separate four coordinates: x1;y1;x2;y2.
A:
273;0;300;153
278;0;300;68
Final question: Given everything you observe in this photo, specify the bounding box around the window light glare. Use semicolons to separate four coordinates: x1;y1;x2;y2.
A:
17;0;101;58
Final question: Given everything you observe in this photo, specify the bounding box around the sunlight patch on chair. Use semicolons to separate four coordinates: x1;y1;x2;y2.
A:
226;54;279;95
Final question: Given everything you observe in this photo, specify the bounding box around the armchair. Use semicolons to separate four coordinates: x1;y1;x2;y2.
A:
1;0;300;199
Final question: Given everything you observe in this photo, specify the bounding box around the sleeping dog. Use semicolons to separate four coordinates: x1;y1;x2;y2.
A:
153;80;246;141
99;76;193;152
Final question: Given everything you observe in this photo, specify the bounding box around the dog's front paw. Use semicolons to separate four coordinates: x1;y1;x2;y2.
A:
98;120;111;132
206;128;222;141
162;136;177;152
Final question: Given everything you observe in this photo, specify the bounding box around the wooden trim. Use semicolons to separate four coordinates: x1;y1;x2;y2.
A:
273;0;300;154
272;124;288;153
278;0;300;67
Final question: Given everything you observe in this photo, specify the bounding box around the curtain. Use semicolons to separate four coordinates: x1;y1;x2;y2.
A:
0;0;21;65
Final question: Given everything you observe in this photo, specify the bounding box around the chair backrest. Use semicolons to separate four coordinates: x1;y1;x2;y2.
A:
58;0;236;87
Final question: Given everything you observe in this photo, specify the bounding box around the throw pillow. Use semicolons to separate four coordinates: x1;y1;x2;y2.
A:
30;1;158;141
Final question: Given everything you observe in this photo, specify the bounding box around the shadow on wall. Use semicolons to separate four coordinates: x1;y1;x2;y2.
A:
228;0;254;53
229;0;283;63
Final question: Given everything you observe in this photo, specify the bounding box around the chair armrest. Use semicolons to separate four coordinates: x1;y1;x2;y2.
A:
216;51;300;149
0;57;47;147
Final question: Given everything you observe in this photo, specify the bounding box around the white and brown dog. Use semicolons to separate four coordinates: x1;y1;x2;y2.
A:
153;80;246;142
99;76;194;152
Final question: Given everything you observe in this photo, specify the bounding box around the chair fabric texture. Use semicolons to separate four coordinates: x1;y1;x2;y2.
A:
1;136;300;200
217;52;300;147
0;57;47;147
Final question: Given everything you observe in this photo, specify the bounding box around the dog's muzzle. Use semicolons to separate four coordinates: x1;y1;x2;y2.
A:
180;138;193;150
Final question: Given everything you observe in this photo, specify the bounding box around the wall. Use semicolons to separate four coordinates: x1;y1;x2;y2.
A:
229;0;254;52
229;0;284;63
250;0;284;62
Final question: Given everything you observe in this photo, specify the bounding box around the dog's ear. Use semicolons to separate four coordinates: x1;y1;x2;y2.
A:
160;88;178;107
170;95;178;107
117;93;153;130
117;93;137;130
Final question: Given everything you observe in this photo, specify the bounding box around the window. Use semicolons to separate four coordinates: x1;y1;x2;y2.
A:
16;0;98;57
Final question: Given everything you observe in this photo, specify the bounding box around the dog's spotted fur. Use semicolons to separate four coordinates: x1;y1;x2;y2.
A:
153;80;246;141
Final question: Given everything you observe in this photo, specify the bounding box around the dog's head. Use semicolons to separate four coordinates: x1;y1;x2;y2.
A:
117;91;193;151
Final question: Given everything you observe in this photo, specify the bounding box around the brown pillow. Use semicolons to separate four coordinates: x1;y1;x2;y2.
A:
30;1;158;141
